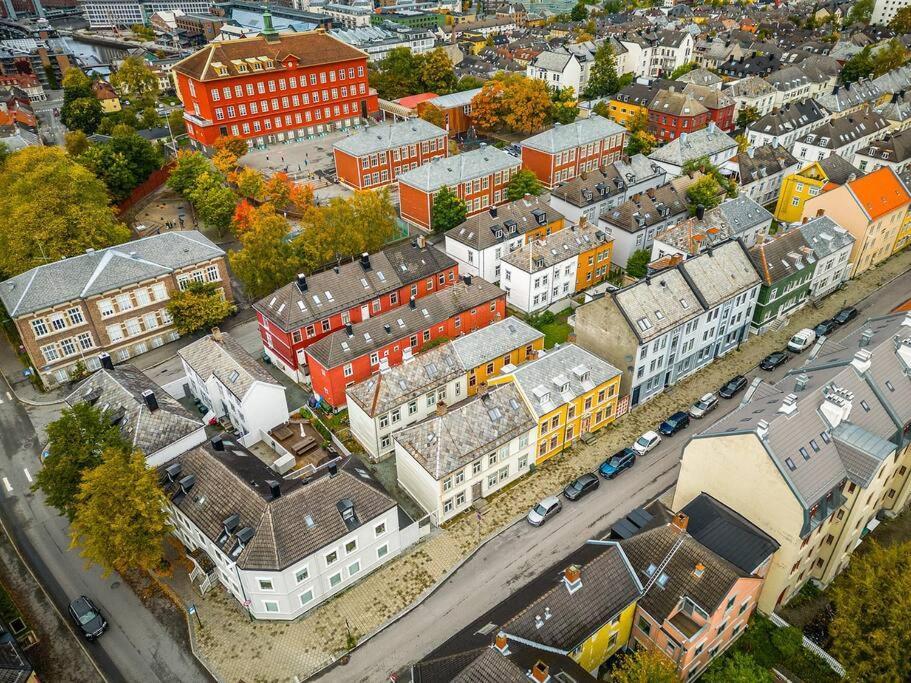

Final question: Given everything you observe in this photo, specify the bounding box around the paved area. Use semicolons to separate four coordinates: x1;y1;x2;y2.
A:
165;249;911;683
132;187;197;237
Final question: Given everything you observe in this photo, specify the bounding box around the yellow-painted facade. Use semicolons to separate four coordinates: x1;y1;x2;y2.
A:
606;98;647;127
467;337;545;395
894;213;911;254
774;161;828;223
570;600;637;672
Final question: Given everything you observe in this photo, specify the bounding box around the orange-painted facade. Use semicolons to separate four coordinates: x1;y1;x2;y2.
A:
574;239;613;292
333;133;448;190
418;100;473;137
466;337;544;395
521;133;627;188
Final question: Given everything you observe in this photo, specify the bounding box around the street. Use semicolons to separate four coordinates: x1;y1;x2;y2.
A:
318;266;911;682
31;93;66;147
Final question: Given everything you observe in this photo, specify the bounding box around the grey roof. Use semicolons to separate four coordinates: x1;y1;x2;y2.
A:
726;75;776;98
346;342;462;417
528;49;573;72
599;174;696;234
765;65;810;92
427;87;482;110
450;317;543;371
445;195;564;251
254;240;456;332
747;99;826;139
165;442;396;571
796;215;855;259
816;79;881;114
306;278;504;369
521;116;627;155
748;228;815;285
678;240;760;309
398;146;520;192
856;124;911;164
817;153;862;185
612;269;703;343
648;88;708;117
66;365;202;457
551;154;665;209
333;118;447;157
0;231;224;317
715;195;774;234
796;108;888;150
676;67;722;87
178;332;278;401
501;224;612;273
394;383;535;479
681;83;734;111
832;422;894;487
509;344;621;418
735;144;798;186
648;124;737;168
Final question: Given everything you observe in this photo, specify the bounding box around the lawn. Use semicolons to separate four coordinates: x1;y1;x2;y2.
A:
528;308;573;348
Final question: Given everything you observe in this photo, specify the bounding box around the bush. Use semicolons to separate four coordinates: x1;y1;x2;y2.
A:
771;626;804;659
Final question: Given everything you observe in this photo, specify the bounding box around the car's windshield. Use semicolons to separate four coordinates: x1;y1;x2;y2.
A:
533;504;547;515
696;399;709;408
78;609;97;626
609;457;622;467
568;480;582;491
636;436;650;447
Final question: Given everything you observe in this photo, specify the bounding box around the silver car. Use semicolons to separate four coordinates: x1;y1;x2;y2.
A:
527;496;562;526
689;393;719;418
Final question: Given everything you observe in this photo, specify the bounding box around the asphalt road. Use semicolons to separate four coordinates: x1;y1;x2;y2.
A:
31;93;66;147
320;269;911;683
0;341;212;683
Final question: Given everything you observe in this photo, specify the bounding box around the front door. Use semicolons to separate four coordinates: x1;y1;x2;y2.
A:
581;416;591;434
360;304;370;321
472;481;482;501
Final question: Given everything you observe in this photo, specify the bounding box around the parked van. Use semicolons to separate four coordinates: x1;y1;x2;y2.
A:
787;328;817;353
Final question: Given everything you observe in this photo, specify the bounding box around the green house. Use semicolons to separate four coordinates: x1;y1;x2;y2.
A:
748;229;817;333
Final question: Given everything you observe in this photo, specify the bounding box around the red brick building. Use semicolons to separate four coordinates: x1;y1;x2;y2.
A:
253;239;458;383
398;145;521;231
520;115;628;188
333;118;448;190
306;276;506;408
683;83;736;133
648;87;710;142
171;29;378;151
415;87;482;138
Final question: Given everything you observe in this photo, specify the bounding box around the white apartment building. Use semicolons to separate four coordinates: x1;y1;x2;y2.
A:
746;99;828;151
80;0;214;28
791;109;890;165
796;216;855;300
871;0;911;24
726;76;777;118
526;50;586;97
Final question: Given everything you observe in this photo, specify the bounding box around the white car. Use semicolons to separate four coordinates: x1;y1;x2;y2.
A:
632;431;662;455
527;496;562;526
689;393;719;418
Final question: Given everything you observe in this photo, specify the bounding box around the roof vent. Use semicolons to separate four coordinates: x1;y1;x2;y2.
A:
859;329;874;347
757;419;769;439
165;462;182;482
851;349;872;375
222;513;239;535
178;474;196;494
266;480;281;499
360;252;371;271
778;393;798;416
141;389;158;412
794;373;809;392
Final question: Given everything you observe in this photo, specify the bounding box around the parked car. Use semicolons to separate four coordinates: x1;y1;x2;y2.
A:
563;473;600;501
527;496;562;526
786;328;816;353
833;306;858;325
760;350;789;370
659;411;691;436
599;448;636;479
68;596;107;640
689;393;719;418
718;375;748;399
814;319;838;337
632;430;662;455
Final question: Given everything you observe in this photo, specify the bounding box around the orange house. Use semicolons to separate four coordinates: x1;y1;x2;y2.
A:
450;317;545;395
416;87;482;137
575;221;614;292
398;145;521;231
520;115;628;189
333;118;448;190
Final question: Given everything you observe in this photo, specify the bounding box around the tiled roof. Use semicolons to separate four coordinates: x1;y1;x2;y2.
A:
172;32;367;82
796;215;855;259
796;108;888;150
748;229;814;284
398;146;519;192
551;154;665;209
445;194;564;251
66;366;202;458
845;166;911;220
648;124;737;168
858;125;911;164
500;224;612;273
648;88;708;117
677;68;723;87
178;331;278;401
747;99;826;138
305;278;504;369
253;240;456;332
599;174;697;234
333;118;447;157
678;240;760;309
165;442;395;571
726;75;775;98
521;115;627;154
816;153;861;186
682;83;734;111
613;78;679;107
450;317;543;371
0;231;224;317
735;144;798;185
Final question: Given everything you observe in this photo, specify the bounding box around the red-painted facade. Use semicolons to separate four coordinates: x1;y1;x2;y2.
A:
648;104;710;142
520;134;627;189
333;129;448;190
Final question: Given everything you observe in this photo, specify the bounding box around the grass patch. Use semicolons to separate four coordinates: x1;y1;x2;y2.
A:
526;308;573;348
0;579;23;625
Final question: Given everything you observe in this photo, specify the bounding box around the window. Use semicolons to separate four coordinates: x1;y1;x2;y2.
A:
348;560;361;576
325;550;338;566
377;544;388;559
263;601;279;613
329;572;342;588
374;522;386;537
299;589;314;606
31;319;48;337
258;578;274;591
637;616;651;636
344;539;357;554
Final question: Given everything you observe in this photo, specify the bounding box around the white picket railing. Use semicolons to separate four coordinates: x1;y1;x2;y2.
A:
768;612;846;678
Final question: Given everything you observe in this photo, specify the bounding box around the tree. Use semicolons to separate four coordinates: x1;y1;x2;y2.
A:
0;147;130;277
846;0;873;24
702;652;773;683
0;142;7;169
370;47;424;100
430;186;466;234
420;48;457;94
70;448;172;575
471;74;552;134
584;42;622;99
609;648;678;683
64;130;90;157
506;169;543;200
871;38;910;77
669;62;699;79
188;171;237;235
213;135;248;160
889;6;911;32
736;105;760;129
110;55;159;107
419;103;445;128
682;156;737;198
230;206;305;298
166;281;236;334
626;248;651;277
61;96;102;135
61;68;93;101
551;86;579;124
455;75;485;92
33;403;130;521
829;540;911;681
624;111;657;156
167;150;210;196
686;175;723;212
167;108;186;136
570;1;588;21
231;166;265;201
77;125;163;201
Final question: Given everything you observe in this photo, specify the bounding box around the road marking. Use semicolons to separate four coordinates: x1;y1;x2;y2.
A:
2;478;11;493
23;469;32;484
5;392;10;401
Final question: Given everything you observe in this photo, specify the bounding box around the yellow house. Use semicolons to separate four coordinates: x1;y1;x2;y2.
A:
449;317;544;395
773;155;861;224
490;343;621;464
92;80;122;114
894;211;911;253
606;82;661;127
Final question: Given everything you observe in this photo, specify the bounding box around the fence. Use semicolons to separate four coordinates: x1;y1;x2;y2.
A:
117;161;177;217
767;612;846;678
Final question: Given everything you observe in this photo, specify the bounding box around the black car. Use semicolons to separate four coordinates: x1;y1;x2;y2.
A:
759;351;789;371
833;306;858;325
68;596;107;640
599;448;637;479
658;411;690;436
814;319;838;337
563;473;600;501
718;375;748;399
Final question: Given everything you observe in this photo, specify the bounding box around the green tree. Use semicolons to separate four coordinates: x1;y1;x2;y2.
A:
370;47;424;100
681;156;737;197
506;169;543;200
230;206;305;299
455;75;485;92
669;62;698;79
166;281;236;335
624;110;657;156
846;0;873;24
188;171;237;235
626;248;651;277
61;96;103;135
64;130;90;157
110;55;160;107
686;175;723;213
736;105;761;129
703;652;773;683
77;125;163;201
167;150;211;196
0;142;8;168
420;48;457;94
167;107;186;136
584;42;622;99
871;38;910;77
609;648;677;683
61;67;93;101
0;147;130;277
829;540;911;681
419;103;445;128
570;1;588;21
34;403;130;521
551;86;579;124
70;448;172;575
430;186;467;234
889;5;911;32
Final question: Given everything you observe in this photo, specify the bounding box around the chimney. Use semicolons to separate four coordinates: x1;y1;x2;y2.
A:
85;247;95;255
360;252;371;271
672;512;689;532
493;631;510;654
816;208;825;217
693;562;706;578
211;435;225;451
794;373;809;391
328;461;338;477
695;204;705;220
384;323;392;334
757;419;769;439
334;265;340;274
490;205;498;217
141;389;159;412
98;352;114;370
563;564;582;593
820;385;853;429
416;234;427;249
859;329;873;347
463;274;473;286
266;480;281;499
851;349;872;374
529;661;550;683
436;400;448;416
802;216;809;224
165;462;181;482
296;273;308;292
409;296;416;309
779;393;798;416
211;326;223;342
345;323;353;336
